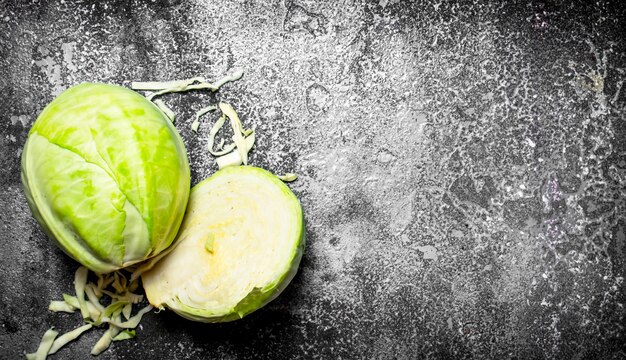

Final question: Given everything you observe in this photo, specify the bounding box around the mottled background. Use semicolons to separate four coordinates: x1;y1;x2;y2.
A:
1;0;625;359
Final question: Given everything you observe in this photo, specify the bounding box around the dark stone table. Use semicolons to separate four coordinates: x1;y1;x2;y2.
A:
1;1;625;359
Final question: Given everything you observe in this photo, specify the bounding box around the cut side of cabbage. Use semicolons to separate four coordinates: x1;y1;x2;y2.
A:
142;166;305;322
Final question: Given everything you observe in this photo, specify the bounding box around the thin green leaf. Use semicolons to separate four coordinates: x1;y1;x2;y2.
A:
48;324;93;355
90;325;120;356
154;99;175;122
29;327;58;360
62;294;80;308
48;301;76;313
277;173;298;182
112;330;136;341
74;267;90;320
102;301;129;320
104;305;153;329
85;301;101;322
219;102;248;165
122;303;132;320
215;132;255;169
191;105;217;132
131;77;205;91
84;284;105;313
207;115;236;156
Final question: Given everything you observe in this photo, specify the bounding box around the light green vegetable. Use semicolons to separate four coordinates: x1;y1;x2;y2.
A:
48;324;93;355
153;99;175;122
130;69;243;100
142;166;305;322
98;287;143;304
215;133;255;169
207;115;234;155
98;301;129;325
74;267;90;320
122;303;132;320
48;301;76;313
104;305;153;328
63;294;80;308
91;323;121;356
26;328;58;360
112;330;136;341
32;268;151;357
219;102;250;166
21;83;190;273
85;285;105;313
278;173;298;182
85;301;102;322
206;102;255;169
191;105;217;132
130;77;205;91
27;71;304;357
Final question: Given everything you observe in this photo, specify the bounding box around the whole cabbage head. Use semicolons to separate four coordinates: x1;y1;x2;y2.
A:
21;83;190;274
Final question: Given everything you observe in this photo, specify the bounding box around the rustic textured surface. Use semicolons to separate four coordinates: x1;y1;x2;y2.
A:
1;0;626;359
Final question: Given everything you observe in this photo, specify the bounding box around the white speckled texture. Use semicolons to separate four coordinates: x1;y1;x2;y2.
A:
1;0;625;359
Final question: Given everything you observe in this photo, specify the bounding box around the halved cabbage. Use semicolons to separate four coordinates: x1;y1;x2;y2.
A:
21;83;190;273
142;166;305;322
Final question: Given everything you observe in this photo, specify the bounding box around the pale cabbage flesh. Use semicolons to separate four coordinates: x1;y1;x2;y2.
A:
142;166;305;322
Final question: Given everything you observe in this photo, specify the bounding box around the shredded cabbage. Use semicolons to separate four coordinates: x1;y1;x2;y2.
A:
154;99;175;122
26;328;58;360
48;324;92;355
278;173;298;182
215;133;256;169
191;105;217;132
29;268;153;358
112;330;136;341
